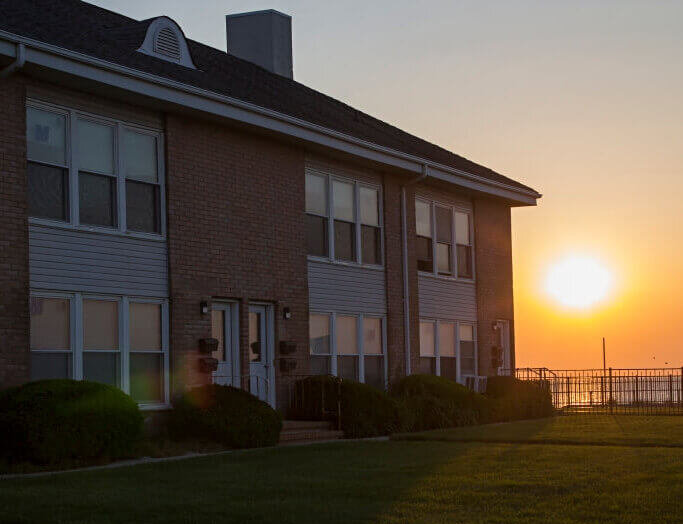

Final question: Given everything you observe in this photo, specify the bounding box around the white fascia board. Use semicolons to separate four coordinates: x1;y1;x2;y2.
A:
0;30;541;205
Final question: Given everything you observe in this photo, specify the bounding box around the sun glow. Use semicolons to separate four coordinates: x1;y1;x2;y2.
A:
544;255;614;309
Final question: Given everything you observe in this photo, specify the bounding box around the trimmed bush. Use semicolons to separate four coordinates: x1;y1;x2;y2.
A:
486;376;554;421
288;376;400;438
390;374;488;431
0;379;143;465
169;385;282;448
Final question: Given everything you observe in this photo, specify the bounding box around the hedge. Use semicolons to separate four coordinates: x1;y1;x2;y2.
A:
169;385;282;448
486;376;555;421
288;376;400;438
0;379;143;465
390;374;488;431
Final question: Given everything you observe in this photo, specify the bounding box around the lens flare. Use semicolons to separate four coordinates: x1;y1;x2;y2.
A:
544;255;614;309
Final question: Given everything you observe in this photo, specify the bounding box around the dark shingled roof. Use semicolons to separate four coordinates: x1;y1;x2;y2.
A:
0;0;538;195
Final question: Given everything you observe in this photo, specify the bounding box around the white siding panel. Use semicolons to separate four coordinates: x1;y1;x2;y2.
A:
308;260;386;315
29;225;168;297
418;275;477;321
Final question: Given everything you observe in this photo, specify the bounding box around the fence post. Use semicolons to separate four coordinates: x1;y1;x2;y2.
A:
669;375;674;406
680;368;683;406
609;367;613;414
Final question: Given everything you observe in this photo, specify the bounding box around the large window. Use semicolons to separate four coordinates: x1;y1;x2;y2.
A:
29;294;169;406
26;103;164;235
305;170;383;266
415;199;473;279
308;313;386;388
418;319;477;381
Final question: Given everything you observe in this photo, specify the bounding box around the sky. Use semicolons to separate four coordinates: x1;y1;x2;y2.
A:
91;0;683;369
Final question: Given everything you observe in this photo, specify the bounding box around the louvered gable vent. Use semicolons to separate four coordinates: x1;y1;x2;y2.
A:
137;17;196;69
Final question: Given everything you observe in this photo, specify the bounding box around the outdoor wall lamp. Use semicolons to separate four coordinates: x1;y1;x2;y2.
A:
283;307;291;320
200;301;209;315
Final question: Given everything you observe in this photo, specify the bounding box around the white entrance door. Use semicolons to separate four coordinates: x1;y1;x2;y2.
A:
211;303;240;387
496;320;511;375
248;304;275;406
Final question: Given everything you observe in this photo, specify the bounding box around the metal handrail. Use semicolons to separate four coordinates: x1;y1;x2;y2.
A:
286;374;342;431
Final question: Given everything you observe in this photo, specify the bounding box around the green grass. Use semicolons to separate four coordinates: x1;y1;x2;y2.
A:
394;415;683;447
1;437;681;523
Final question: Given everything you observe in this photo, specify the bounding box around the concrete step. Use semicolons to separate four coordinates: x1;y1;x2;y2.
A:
279;428;344;444
282;420;335;431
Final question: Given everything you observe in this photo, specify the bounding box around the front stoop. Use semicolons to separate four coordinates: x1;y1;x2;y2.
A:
279;420;344;444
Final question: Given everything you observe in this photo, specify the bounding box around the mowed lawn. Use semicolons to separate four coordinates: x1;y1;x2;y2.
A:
1;417;681;524
394;415;683;447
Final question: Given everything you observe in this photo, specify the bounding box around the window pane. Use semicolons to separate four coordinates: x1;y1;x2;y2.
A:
311;355;330;375
333;181;354;221
338;356;358;381
28;163;68;221
83;352;120;386
249;312;262;362
83;300;118;350
360;187;379;226
461;343;476;375
307;215;328;257
122;130;157;182
439;323;456;357
27;108;66;165
435;206;452;243
30;297;70;350
361;225;381;265
130;302;162;350
334;220;355;261
79;172;117;227
441;357;457;380
437;243;452;274
419;357;436;375
305;173;327;215
363;317;382;355
336;316;358;355
126;180;160;233
310;314;330;355
416;236;433;272
31;353;71;380
460;324;474;341
211;310;225;361
415;200;431;237
364;356;384;389
455;212;470;245
419;322;435;356
77;120;114;174
457;244;473;279
130;353;163;403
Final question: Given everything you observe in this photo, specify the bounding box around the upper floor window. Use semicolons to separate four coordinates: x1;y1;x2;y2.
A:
415;199;473;279
306;171;383;266
26;104;163;236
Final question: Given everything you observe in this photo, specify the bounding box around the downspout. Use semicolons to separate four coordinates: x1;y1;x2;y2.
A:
401;164;428;376
0;43;26;78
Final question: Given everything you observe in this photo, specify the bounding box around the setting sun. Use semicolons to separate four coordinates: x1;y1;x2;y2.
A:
544;255;614;310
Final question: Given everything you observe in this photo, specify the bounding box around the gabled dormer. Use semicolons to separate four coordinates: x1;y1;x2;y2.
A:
137;17;196;69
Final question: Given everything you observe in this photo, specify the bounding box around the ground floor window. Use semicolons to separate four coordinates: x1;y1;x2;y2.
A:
419;319;477;381
29;292;169;407
309;312;387;389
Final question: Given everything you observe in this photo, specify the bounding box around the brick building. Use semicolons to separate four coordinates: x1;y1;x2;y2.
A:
0;1;540;410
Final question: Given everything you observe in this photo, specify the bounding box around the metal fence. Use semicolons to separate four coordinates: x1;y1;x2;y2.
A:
512;367;683;415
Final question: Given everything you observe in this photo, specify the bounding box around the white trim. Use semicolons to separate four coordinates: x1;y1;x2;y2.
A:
0;31;539;205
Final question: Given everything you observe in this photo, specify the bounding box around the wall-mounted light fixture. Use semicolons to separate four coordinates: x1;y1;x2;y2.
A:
200;301;209;315
283;307;291;320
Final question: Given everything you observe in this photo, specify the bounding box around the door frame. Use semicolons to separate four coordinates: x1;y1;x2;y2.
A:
248;303;276;407
212;301;241;387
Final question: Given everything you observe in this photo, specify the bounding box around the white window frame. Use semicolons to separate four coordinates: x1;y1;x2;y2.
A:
306;168;384;269
26;100;166;241
29;290;170;410
419;318;478;382
415;197;475;282
309;311;388;389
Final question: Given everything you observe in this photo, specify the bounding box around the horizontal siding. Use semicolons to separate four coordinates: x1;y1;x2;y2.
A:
308;260;386;315
418;275;477;322
29;225;168;297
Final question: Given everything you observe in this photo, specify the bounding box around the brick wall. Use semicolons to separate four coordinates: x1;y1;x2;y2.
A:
165;115;308;404
473;197;515;376
0;75;29;388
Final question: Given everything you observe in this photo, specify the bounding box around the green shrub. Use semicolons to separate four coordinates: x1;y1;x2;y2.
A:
0;379;143;465
288;376;400;438
390;375;487;431
486;376;554;421
169;385;282;448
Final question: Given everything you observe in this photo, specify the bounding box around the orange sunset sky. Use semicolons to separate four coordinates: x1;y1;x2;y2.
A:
92;0;682;369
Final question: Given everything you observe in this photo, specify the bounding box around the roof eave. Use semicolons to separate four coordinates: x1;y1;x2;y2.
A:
0;31;541;205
